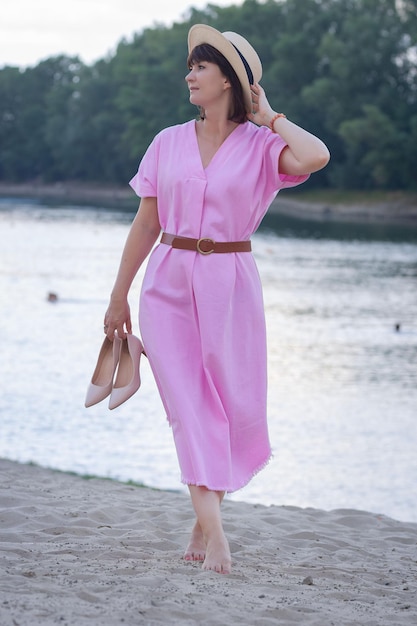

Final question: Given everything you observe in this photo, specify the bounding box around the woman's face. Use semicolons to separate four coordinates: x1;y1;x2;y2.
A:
185;61;231;108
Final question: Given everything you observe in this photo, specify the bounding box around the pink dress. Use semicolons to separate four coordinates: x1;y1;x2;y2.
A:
130;120;308;492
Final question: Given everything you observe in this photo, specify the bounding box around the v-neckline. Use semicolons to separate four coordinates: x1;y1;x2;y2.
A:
193;120;241;170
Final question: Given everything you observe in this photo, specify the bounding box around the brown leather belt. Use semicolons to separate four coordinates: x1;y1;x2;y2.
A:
160;232;251;255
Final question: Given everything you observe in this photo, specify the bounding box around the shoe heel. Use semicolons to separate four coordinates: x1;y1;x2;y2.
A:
85;336;121;407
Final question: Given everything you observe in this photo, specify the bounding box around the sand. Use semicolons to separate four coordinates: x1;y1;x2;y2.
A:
1;459;416;625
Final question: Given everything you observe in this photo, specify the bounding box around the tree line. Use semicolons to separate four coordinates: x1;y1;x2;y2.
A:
0;0;416;191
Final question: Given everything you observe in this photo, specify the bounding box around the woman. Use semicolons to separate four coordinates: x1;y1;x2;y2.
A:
103;24;329;574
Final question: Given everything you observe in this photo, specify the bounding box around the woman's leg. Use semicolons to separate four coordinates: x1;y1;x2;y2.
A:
187;485;231;574
184;491;226;562
184;519;206;562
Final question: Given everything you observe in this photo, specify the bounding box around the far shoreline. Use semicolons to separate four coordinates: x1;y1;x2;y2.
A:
1;182;417;227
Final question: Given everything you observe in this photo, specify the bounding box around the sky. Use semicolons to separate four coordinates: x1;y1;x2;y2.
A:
1;0;244;69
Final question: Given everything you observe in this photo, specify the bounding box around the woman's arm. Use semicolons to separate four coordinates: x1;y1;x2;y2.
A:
249;83;330;176
104;196;160;339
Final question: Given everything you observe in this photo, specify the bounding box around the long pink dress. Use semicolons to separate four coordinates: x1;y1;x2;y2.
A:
130;119;308;493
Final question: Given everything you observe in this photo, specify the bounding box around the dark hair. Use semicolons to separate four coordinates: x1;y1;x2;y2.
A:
187;43;247;124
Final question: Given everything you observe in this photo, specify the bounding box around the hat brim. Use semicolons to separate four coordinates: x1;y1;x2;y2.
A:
188;24;260;114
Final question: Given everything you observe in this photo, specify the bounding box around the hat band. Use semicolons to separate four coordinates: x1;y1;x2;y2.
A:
230;43;254;85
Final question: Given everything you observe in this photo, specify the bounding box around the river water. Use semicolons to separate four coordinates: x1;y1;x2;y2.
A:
1;198;416;522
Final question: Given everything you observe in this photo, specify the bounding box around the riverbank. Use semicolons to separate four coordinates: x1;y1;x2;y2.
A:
1;458;416;625
0;181;138;210
274;189;417;226
1;182;417;226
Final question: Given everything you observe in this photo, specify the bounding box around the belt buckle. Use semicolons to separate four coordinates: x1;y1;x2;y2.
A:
197;237;215;255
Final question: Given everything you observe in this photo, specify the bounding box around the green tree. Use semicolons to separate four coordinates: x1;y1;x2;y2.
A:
42;56;85;180
112;22;193;174
0;62;58;180
0;0;416;190
339;104;408;188
301;0;417;188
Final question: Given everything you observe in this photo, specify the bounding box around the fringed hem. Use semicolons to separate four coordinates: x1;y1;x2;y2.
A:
180;452;273;494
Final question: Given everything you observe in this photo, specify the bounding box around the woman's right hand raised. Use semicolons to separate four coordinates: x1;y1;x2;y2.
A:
103;296;132;340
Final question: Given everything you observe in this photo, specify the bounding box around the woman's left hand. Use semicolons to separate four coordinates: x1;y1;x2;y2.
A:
247;83;274;128
247;82;330;175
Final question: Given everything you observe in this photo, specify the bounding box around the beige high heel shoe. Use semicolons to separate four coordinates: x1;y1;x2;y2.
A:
108;334;145;410
85;336;122;407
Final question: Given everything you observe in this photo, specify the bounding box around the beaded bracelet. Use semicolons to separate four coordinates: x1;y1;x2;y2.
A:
269;112;287;132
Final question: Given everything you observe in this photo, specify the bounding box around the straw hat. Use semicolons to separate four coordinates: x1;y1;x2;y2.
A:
188;24;262;113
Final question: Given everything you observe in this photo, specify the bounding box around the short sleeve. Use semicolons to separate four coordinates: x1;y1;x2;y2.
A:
263;129;310;191
129;135;160;198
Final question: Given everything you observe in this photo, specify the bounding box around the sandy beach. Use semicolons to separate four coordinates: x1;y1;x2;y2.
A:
1;459;416;625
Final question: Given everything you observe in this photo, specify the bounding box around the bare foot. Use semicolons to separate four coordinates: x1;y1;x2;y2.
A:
184;521;206;561
202;531;232;574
